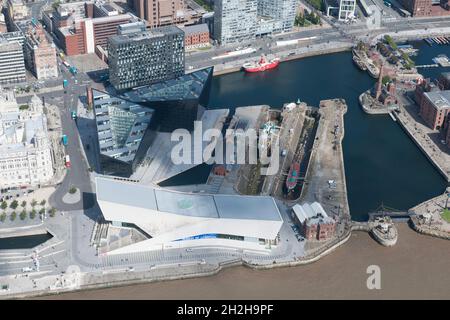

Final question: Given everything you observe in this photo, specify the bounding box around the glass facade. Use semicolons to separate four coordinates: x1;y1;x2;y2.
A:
108;25;185;91
93;89;155;177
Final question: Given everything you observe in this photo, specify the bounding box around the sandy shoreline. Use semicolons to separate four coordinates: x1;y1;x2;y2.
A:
42;224;450;299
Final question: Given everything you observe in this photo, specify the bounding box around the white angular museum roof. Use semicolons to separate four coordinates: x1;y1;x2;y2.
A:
96;177;282;221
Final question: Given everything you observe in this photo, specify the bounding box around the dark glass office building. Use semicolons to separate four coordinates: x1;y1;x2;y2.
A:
108;25;185;91
120;66;214;132
93;89;155;177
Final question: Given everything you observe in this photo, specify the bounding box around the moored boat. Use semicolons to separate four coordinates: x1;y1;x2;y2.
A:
286;162;300;191
353;55;367;71
242;55;280;73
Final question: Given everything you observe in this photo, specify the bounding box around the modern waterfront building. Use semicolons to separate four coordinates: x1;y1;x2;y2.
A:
419;90;450;130
108;25;185;91
0;37;26;85
213;0;258;44
93;89;155;177
0;90;54;188
213;0;299;44
120;66;213;131
257;0;297;32
14;20;58;80
96;177;283;254
292;202;336;241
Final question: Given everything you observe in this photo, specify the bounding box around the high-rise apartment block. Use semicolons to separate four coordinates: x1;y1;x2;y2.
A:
258;0;297;32
213;0;298;45
108;24;185;91
214;0;258;45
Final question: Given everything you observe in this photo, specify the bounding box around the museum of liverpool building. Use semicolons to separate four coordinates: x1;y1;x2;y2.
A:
96;177;284;254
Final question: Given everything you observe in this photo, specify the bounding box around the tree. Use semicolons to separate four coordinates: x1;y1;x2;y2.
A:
0;212;6;222
10;200;18;210
10;211;16;221
382;75;391;85
40;199;46;207
20;210;27;220
1;201;7;210
49;207;56;217
31;199;37;208
21;200;27;208
29;209;36;220
39;208;45;215
69;186;77;194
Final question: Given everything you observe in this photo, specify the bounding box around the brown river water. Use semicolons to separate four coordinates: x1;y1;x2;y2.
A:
43;224;450;299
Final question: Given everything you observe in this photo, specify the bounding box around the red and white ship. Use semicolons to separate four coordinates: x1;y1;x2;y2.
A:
242;55;280;73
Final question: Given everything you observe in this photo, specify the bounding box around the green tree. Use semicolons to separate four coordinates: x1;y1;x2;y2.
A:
1;201;7;210
69;187;77;194
20;210;27;220
0;212;6;222
31;199;37;208
21;200;27;208
39;208;45;215
49;207;56;217
40;199;46;207
10;200;18;210
10;211;16;221
29;209;36;220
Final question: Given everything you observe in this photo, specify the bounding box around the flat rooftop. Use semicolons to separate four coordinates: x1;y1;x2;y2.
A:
109;25;183;45
96;177;283;221
424;90;450;110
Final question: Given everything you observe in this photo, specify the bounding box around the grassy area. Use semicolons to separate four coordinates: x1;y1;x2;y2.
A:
193;0;213;11
441;208;450;223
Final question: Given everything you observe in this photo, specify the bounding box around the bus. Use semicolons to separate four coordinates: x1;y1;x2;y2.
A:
63;79;68;88
69;66;78;75
61;134;68;146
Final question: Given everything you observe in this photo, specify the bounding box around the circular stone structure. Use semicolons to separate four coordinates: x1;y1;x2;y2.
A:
62;188;81;204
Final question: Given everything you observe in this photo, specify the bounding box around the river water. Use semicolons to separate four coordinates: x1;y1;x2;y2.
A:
45;224;450;299
39;42;450;300
208;47;448;221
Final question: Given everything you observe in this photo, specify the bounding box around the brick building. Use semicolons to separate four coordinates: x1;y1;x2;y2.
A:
128;0;187;27
419;90;450;130
399;0;450;16
292;202;337;241
438;72;450;90
445;116;450;148
183;23;209;49
415;78;440;106
56;14;135;56
15;20;58;80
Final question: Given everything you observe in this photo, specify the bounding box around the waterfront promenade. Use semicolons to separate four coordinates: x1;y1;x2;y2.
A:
394;99;450;182
42;224;450;300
